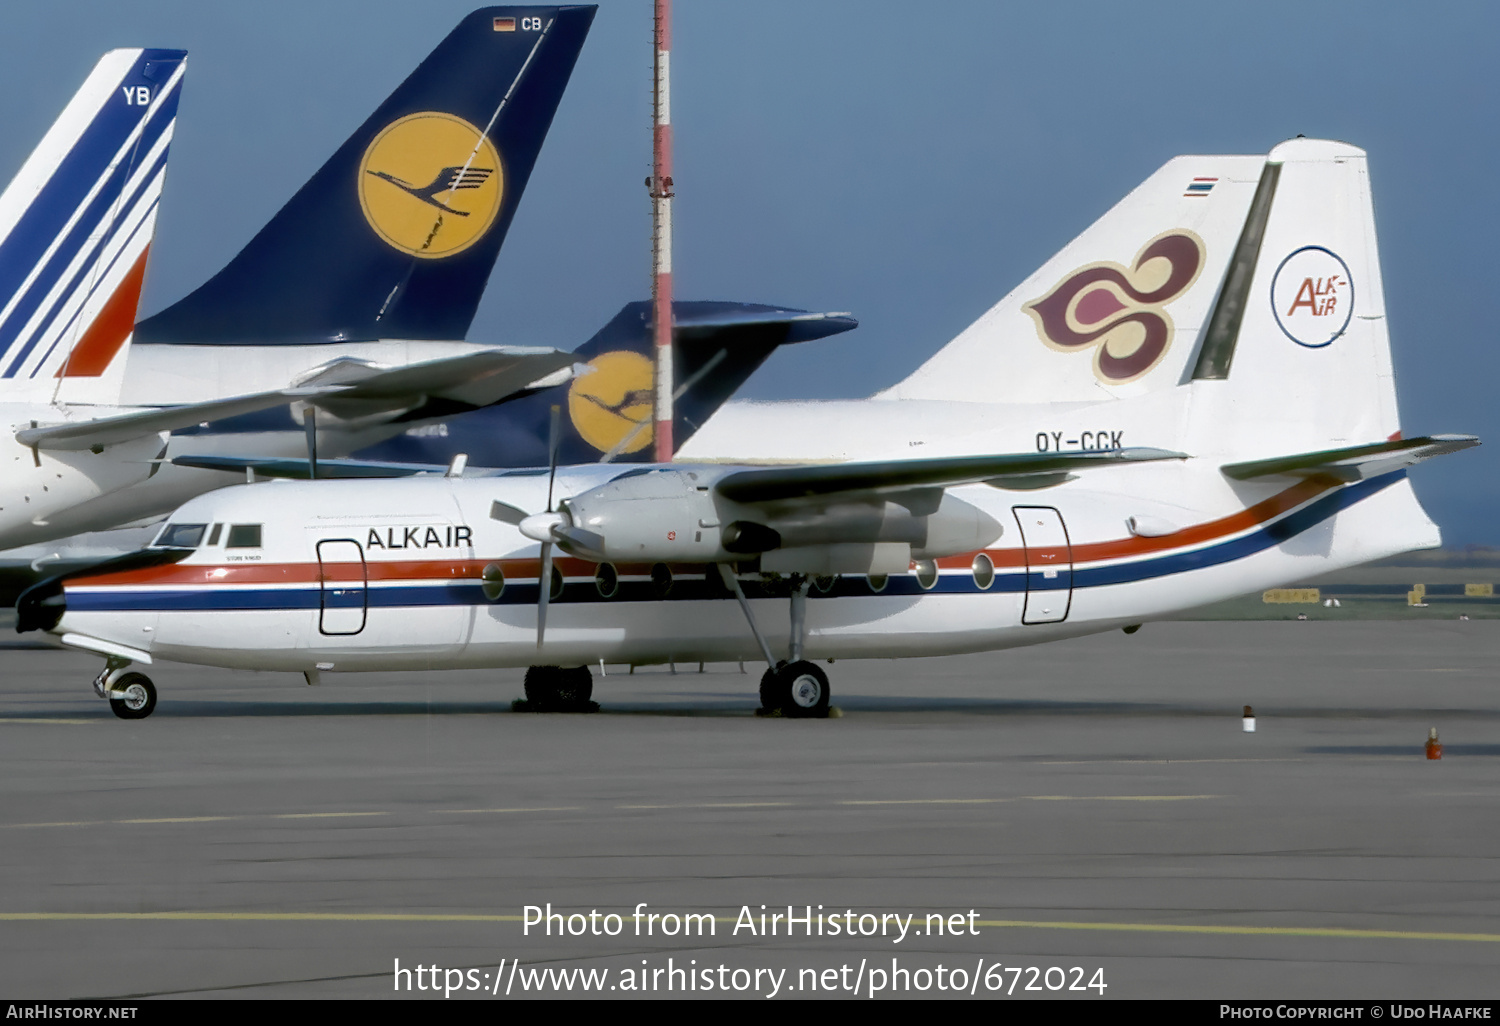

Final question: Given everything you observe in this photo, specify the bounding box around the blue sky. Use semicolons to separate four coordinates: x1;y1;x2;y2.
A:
0;1;1495;544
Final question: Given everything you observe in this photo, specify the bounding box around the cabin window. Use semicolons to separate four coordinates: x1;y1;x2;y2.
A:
154;523;207;548
206;524;223;546
226;524;263;548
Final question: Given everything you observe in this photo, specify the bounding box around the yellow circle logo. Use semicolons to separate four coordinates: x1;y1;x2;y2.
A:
568;351;655;454
357;112;503;259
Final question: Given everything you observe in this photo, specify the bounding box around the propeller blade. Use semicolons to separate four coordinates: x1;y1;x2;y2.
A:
536;541;553;649
490;500;530;525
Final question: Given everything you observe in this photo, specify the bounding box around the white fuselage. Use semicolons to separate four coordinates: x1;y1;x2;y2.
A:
47;458;1438;676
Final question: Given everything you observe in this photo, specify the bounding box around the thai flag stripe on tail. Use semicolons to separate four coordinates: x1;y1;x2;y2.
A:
0;48;185;384
1184;176;1217;197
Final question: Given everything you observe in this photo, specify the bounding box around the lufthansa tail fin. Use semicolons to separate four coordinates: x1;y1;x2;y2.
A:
351;300;856;468
0;48;186;400
136;6;595;348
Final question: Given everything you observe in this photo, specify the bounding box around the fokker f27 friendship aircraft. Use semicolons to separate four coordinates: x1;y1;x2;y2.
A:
20;138;1477;719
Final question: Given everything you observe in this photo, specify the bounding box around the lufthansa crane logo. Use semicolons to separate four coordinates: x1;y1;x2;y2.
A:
1024;230;1205;385
568;351;654;455
357;112;504;259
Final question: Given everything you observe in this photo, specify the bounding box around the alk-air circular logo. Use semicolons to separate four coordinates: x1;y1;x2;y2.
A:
357;112;503;259
1271;246;1354;348
568;351;655;455
1023;230;1205;385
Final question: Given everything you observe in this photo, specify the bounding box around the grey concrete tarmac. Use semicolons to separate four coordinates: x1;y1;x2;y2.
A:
0;621;1496;1000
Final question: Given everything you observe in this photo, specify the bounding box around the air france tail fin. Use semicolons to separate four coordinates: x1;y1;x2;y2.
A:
0;48;186;401
136;6;595;348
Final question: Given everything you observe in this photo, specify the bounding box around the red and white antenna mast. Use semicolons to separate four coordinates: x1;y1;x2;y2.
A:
650;0;674;462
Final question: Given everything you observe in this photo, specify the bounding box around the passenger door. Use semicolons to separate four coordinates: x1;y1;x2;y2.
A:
1013;506;1073;624
316;538;367;635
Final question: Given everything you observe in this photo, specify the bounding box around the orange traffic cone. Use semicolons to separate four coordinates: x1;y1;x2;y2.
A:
1426;728;1442;761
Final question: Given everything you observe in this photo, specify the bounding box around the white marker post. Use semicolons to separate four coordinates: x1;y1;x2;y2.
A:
1242;705;1256;733
650;0;674;463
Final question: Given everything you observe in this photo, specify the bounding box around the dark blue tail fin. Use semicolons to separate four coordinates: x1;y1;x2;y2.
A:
136;6;595;347
356;301;856;466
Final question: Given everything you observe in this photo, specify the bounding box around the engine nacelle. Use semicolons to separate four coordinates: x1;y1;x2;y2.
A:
554;469;1005;571
560;469;729;563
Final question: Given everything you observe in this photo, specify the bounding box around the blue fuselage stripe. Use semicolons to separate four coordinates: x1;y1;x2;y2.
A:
65;474;1405;615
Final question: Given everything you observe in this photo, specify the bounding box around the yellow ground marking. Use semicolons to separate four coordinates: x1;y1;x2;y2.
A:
619;802;795;810
0;718;93;725
433;807;582;815
116;817;233;825
0;913;1494;943
0;795;1220;831
1025;795;1220;801
841;798;1009;806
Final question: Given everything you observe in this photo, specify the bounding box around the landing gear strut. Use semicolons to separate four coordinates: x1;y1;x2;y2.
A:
721;565;832;719
523;665;594;712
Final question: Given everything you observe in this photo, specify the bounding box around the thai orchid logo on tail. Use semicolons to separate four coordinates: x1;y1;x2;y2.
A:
1024;230;1205;384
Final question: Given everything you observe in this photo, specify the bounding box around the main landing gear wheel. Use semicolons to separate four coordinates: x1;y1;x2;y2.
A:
764;660;830;719
108;673;157;720
523;665;594;712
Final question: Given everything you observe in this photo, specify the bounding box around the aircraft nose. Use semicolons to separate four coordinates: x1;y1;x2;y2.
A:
15;577;65;633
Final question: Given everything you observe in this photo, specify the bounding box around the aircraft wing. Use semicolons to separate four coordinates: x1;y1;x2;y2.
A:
171;455;445;479
306;347;578;419
714;447;1188;504
1221;435;1479;482
16;386;349;452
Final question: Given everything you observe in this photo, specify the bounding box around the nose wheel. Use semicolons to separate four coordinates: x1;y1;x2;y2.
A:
108;672;157;720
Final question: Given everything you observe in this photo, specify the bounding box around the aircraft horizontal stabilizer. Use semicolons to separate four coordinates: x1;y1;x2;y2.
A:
672;307;857;346
715;447;1188;505
1221;435;1479;483
16;386;350;452
171;455;440;480
303;347;577;420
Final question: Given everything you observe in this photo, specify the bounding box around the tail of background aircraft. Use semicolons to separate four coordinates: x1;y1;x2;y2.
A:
0;48;186;403
135;6;595;348
885;137;1404;461
357;300;858;467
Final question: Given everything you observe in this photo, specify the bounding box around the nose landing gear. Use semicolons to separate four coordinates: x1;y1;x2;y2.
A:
107;672;157;719
91;659;158;719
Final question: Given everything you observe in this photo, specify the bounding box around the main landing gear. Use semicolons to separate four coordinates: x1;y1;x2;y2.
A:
92;660;157;720
719;565;833;719
522;665;595;712
759;660;830;719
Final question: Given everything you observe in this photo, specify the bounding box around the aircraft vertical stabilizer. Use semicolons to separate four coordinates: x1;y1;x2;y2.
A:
0;48;186;403
882;152;1267;404
1183;138;1401;461
135;6;595;348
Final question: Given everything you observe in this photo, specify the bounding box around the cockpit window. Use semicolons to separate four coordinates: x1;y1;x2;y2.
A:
154;523;207;548
206;523;223;546
226;524;263;548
